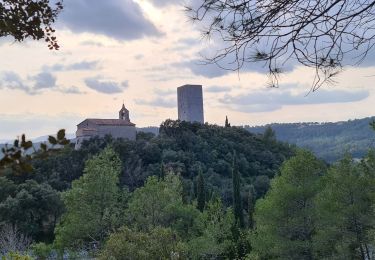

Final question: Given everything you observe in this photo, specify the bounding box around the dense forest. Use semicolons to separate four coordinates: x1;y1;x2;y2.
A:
246;116;375;162
0;120;295;259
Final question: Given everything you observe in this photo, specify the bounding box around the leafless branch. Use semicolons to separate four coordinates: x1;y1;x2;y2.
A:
187;0;375;90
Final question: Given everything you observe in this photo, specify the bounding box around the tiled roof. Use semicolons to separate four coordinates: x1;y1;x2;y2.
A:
78;119;136;127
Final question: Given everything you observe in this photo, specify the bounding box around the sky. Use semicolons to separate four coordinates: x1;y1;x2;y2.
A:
1;0;375;140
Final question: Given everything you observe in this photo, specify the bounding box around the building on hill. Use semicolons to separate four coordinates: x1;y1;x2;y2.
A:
177;84;204;124
75;104;136;149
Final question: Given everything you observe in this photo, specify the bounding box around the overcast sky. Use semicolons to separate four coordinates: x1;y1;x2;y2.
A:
1;0;375;140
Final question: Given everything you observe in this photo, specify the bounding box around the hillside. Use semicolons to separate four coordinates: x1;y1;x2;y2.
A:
246;117;375;162
28;120;294;202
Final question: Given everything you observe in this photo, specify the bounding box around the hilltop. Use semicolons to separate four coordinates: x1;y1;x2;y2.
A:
246;117;375;162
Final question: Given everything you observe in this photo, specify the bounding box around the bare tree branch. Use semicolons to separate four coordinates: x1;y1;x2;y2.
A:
187;0;375;90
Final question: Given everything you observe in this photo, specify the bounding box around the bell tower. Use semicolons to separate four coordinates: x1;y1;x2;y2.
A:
119;103;130;123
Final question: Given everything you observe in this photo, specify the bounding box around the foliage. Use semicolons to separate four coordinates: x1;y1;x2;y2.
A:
314;152;375;259
251;150;326;259
187;0;375;88
0;129;70;175
30;243;52;260
0;121;294;254
100;227;186;260
0;180;63;241
188;198;240;259
0;0;63;49
232;151;244;228
126;174;200;239
196;168;205;212
247;117;375;162
1;252;33;260
54;147;125;249
29;121;293;204
225;116;231;128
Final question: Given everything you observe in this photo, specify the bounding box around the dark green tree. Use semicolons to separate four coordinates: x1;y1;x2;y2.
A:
159;161;165;180
247;186;255;229
54;147;124;249
263;126;276;143
225;116;231;127
314;153;375;259
232;151;244;228
0;179;63;241
197;169;205;212
251;150;325;259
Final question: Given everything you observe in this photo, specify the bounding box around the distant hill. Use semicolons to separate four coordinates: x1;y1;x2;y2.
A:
245;117;375;162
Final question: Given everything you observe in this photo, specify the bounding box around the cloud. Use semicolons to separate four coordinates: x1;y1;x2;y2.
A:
134;54;144;60
80;40;104;47
43;60;100;72
31;72;57;90
205;85;231;93
59;0;161;41
84;77;129;94
147;0;200;8
220;86;370;113
147;0;181;7
1;72;30;93
60;86;86;94
135;97;176;108
154;88;175;96
0;71;84;95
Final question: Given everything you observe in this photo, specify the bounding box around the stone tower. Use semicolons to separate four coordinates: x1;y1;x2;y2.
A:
177;84;204;124
119;103;130;122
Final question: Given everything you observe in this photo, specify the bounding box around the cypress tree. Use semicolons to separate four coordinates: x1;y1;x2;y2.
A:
247;186;255;229
159;161;165;180
232;151;244;228
225;116;231;127
197;169;205;212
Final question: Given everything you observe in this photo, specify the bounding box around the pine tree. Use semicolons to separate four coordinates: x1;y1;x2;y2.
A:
251;150;325;259
197;169;205;212
232;151;244;228
54;147;122;248
263;126;276;142
225;116;231;127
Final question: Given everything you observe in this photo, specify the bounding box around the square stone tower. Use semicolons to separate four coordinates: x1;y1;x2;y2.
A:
177;84;204;124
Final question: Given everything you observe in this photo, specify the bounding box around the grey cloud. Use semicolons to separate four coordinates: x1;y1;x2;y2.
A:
205;85;231;93
147;0;180;7
1;72;29;93
67;61;99;70
135;97;176;108
0;71;83;95
84;77;129;94
134;54;144;60
59;0;162;41
31;72;57;90
176;60;229;78
60;86;86;94
148;0;200;8
220;87;370;113
43;60;100;72
177;56;294;78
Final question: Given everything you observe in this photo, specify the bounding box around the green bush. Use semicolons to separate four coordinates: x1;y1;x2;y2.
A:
31;243;52;260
